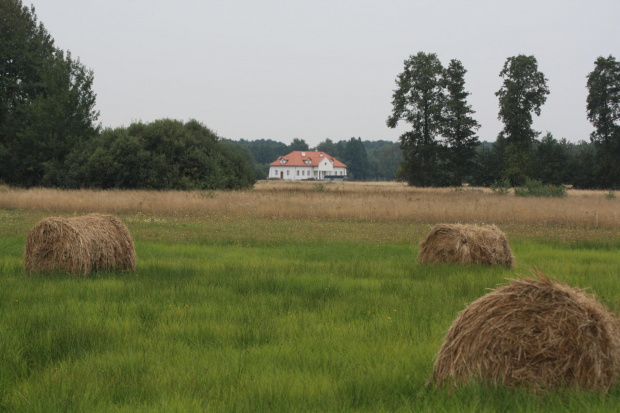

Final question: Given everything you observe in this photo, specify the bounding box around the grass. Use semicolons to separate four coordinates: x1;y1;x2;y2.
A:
1;182;620;411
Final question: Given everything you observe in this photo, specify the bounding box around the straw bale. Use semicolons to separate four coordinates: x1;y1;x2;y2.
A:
431;273;620;391
418;224;514;268
24;213;136;275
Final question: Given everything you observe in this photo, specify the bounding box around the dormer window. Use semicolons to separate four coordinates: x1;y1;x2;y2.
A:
280;158;286;165
305;159;311;165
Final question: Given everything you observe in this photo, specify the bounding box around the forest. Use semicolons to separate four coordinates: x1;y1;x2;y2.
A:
1;1;618;190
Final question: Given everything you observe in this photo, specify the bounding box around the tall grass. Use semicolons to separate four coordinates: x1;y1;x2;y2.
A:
0;181;617;228
2;205;620;411
2;185;620;411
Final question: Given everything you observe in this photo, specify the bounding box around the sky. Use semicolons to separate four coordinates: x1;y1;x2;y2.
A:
32;0;620;147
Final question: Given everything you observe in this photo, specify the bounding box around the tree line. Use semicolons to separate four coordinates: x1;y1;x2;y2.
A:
0;0;254;190
387;52;620;189
2;1;619;190
233;137;402;181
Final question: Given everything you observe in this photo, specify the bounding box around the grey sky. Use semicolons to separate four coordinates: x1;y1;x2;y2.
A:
33;0;620;147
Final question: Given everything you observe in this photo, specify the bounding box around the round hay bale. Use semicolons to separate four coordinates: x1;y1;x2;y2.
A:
418;224;514;268
431;274;620;391
24;213;136;275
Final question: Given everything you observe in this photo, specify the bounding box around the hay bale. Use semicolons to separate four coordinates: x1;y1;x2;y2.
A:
431;274;620;391
418;224;514;268
25;213;136;275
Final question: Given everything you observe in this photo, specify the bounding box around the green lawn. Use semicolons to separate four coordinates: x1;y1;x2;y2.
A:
1;210;620;412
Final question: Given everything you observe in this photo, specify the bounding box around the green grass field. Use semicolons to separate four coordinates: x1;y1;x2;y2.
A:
2;208;620;412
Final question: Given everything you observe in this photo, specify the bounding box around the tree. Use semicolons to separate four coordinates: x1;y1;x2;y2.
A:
288;138;309;152
495;55;549;185
374;143;403;181
235;138;288;178
0;0;99;186
387;52;444;186
565;140;598;189
532;132;568;185
316;138;339;157
342;137;369;180
441;59;480;185
470;142;502;187
64;119;255;190
586;55;620;187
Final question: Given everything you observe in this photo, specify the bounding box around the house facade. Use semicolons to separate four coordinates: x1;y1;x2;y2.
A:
268;151;347;181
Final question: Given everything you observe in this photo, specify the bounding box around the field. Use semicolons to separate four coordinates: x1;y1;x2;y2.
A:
1;181;620;412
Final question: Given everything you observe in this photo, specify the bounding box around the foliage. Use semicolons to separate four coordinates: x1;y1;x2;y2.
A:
316;138;340;157
222;139;266;180
63;119;255;190
606;190;616;200
234;138;288;179
387;53;481;187
288;138;309;151
342;137;369;180
470;141;502;187
490;178;511;195
514;178;567;198
387;52;446;186
586;55;620;188
565;141;599;189
0;0;99;187
442;59;480;185
365;141;403;181
532;133;569;186
496;55;550;185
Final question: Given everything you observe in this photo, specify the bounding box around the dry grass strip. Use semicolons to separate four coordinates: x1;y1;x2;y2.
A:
24;213;136;275
418;223;514;268
431;273;620;391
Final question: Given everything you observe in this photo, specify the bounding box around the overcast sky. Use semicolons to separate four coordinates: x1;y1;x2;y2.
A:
33;0;620;147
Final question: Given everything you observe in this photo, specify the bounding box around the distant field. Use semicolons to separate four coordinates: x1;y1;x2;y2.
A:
1;182;620;411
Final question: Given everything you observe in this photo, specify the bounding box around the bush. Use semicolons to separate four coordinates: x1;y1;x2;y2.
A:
63;119;255;190
514;178;567;198
490;178;511;195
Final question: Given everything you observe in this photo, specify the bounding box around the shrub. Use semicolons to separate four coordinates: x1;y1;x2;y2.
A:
490;178;511;195
514;178;566;198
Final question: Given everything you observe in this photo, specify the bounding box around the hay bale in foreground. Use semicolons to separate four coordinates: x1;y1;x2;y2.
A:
431;274;620;391
25;214;136;275
418;224;514;268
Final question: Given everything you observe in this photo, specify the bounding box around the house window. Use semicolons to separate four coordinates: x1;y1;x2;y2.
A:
274;169;278;175
297;170;299;176
287;170;290;176
302;171;305;176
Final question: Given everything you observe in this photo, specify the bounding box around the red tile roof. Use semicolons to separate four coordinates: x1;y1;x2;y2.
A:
270;151;347;167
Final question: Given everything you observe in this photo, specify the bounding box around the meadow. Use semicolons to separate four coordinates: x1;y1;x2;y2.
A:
1;181;620;412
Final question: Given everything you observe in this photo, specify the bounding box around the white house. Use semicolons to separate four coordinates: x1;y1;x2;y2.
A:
269;151;347;181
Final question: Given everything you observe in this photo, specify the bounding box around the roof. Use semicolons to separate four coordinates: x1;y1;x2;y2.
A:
269;151;347;168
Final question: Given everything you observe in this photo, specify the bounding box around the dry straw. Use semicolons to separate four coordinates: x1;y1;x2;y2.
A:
418;223;514;268
24;213;136;275
431;273;620;391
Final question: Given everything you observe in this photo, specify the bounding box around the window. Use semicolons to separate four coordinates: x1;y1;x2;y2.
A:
287;170;290;176
302;171;305;176
297;170;299;176
274;169;278;175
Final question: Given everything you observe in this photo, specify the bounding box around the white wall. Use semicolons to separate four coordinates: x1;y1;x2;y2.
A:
269;166;347;180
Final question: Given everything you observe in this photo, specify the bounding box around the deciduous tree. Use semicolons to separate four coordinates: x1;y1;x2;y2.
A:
586;55;620;187
495;55;549;185
387;52;444;186
0;0;99;186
